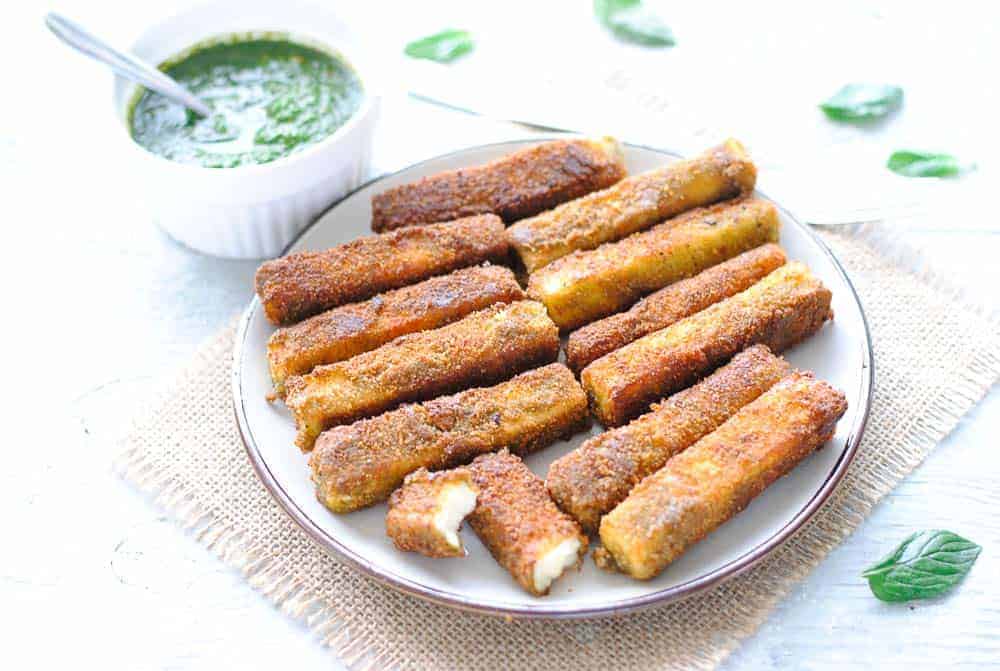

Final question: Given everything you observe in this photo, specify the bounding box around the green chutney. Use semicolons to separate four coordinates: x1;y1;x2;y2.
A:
129;36;363;168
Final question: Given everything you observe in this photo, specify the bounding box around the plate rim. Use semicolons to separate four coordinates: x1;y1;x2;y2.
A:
232;138;874;619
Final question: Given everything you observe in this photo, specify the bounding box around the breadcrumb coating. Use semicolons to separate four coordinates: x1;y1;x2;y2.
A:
309;363;587;512
508;139;757;273
526;197;779;330
255;215;508;325
468;450;588;596
547;345;792;531
386;468;479;558
581;262;832;426
565;244;787;372
267;264;524;396
288;300;559;450
371;137;626;232
597;372;847;580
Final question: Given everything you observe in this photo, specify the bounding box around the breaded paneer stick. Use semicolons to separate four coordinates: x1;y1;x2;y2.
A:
468;450;588;596
309;363;587;512
371;137;626;232
288;300;559;450
581;262;832;426
267;265;524;397
255;215;508;325
386;468;479;558
596;372;847;580
547;345;791;531
565;244;787;372
508;139;757;272
527;198;779;330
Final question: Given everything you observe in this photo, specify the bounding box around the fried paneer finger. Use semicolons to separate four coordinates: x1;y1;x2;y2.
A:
565;244;787;372
288;300;560;450
547;345;791;531
508;139;757;272
527;198;780;330
371;137;626;232
386;468;479;558
255;215;508;325
581;262;832;426
596;372;847;580
468;450;588;596
309;363;587;512
267;265;524;396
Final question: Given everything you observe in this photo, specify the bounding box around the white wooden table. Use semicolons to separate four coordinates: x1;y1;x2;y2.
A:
3;1;997;668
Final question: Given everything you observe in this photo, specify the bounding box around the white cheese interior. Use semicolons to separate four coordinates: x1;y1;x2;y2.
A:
532;537;581;593
432;483;478;550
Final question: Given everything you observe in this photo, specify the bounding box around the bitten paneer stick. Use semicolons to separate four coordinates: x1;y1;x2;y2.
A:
288;300;560;450
370;137;626;232
508;139;757;272
255;215;508;325
565;244;787;372
309;363;587;512
596;372;847;580
267;265;524;397
547;345;791;532
581;262;832;426
468;450;588;596
527;198;780;330
386;468;479;558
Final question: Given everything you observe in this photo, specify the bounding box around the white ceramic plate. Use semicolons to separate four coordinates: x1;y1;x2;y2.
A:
233;140;873;618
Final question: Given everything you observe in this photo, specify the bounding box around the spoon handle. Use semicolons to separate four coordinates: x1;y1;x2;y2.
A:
45;12;212;117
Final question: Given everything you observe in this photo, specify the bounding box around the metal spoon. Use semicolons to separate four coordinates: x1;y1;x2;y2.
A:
45;12;212;117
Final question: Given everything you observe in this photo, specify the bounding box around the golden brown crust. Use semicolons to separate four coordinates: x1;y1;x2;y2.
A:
508;139;757;273
581;262;833;426
370;138;626;232
468;450;588;596
546;345;792;531
288;300;560;451
309;363;588;512
598;372;847;580
565;244;787;372
267;265;524;396
255;215;509;325
385;468;478;558
526;198;780;330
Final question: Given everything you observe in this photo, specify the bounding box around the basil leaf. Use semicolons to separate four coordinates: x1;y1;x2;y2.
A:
595;0;675;47
820;84;903;122
887;150;966;178
862;530;982;602
404;29;474;63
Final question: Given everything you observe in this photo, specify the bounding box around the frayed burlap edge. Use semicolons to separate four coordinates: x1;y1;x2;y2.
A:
114;225;1000;671
844;222;999;324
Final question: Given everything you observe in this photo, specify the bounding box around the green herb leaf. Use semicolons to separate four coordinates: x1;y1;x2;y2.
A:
595;0;675;47
887;150;967;178
862;530;981;602
404;29;474;63
820;83;903;122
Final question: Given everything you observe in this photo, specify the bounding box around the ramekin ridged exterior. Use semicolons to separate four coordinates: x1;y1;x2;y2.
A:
111;0;380;258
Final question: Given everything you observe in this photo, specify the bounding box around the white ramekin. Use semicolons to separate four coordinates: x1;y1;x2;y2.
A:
111;0;380;258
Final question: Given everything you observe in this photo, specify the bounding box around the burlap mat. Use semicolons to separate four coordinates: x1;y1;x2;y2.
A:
117;226;1000;671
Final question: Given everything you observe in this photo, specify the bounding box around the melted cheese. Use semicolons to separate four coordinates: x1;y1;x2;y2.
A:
532;537;581;593
432;483;478;549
